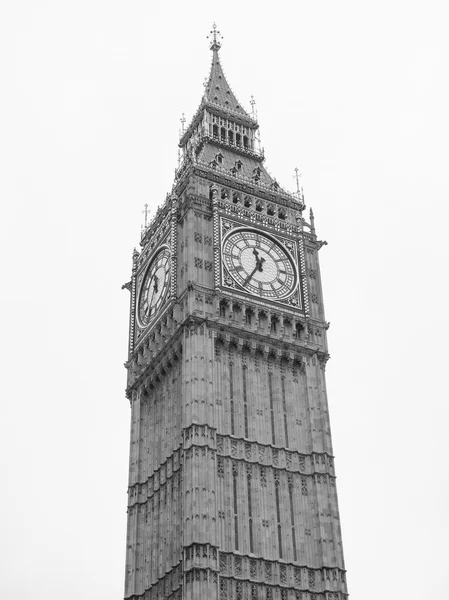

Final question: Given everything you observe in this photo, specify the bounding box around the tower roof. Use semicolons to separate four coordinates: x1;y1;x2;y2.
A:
179;26;257;147
204;25;251;119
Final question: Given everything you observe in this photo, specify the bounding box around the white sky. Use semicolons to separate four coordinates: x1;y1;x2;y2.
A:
1;1;448;599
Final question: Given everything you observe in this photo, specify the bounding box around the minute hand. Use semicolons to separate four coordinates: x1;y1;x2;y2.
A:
243;257;265;286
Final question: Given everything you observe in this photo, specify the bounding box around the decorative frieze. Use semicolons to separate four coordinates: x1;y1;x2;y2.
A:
218;574;347;600
183;423;216;445
216;434;334;476
184;543;218;571
185;567;218;584
218;552;346;591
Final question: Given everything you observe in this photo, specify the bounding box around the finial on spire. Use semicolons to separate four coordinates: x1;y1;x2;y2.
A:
294;167;302;195
309;208;316;234
142;203;150;229
180;113;186;133
208;23;223;51
250;95;257;118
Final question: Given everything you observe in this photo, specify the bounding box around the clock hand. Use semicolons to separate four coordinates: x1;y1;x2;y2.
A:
243;253;265;285
146;274;160;316
147;286;156;316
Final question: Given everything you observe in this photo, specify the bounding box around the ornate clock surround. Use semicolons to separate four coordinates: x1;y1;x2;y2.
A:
134;227;176;342
218;215;303;310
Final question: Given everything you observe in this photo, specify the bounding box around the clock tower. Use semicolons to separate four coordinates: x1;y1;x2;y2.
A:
123;26;348;600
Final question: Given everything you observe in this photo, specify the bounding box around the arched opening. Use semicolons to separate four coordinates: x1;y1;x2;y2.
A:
295;322;305;340
236;133;241;146
220;127;226;141
213;124;218;138
228;130;234;144
243;135;248;149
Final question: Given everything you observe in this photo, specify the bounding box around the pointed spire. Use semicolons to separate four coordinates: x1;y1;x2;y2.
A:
309;208;315;234
203;24;252;119
294;167;302;195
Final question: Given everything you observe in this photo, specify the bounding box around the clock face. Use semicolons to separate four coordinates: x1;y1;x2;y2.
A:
222;228;298;300
137;247;171;327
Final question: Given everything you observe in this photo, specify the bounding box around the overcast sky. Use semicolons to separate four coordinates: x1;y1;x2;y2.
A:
1;1;448;599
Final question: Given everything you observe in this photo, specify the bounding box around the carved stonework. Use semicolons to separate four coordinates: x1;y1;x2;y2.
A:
123;32;347;600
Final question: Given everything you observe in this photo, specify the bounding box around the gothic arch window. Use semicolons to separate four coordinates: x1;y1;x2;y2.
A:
235;160;242;171
243;135;248;149
219;300;227;318
295;322;305;340
220;127;226;141
213;124;218;138
216;153;223;165
283;316;292;336
236;132;241;146
245;308;253;325
267;204;275;216
258;310;267;329
228;130;234;144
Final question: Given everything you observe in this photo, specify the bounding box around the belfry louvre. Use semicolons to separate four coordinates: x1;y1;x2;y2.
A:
123;26;348;600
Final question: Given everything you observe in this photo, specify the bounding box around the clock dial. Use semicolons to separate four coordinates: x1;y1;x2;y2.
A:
222;229;297;299
138;247;171;327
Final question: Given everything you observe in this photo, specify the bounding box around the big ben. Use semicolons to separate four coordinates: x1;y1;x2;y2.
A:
123;26;348;600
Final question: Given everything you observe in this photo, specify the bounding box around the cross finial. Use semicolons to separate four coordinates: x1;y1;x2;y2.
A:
208;23;222;51
180;112;186;132
250;95;256;117
142;203;150;228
